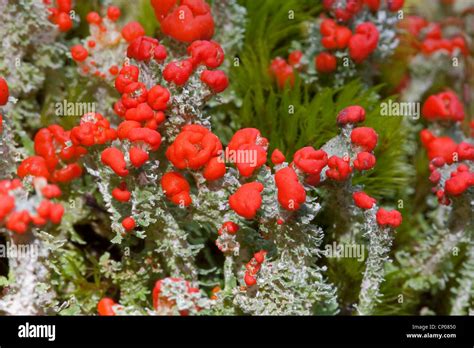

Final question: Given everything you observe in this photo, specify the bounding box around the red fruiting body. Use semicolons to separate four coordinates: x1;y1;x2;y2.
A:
163;59;194;86
227;128;268;177
349;22;379;63
17;156;50;179
320;19;352;50
127;128;162;151
70;45;88;62
70;113;116;147
450;36;469;56
145;111;166;130
229;182;264;219
422;91;465;122
121;22;146;42
326;156;352;181
129;147;150;168
364;0;380;11
275;167;306;211
47;7;58;20
147;85;170;111
353;191;377;209
117;121;141;139
0;77;10;106
218;221;239;235
429;170;441;183
114;100;127;117
431;157;446;168
337;105;366;125
124;103;155;122
127;36;160;62
151;0;215;43
323;0;362;21
48;203;64;224
420;35;468;56
376;208;402;228
419;129;435;148
445;171;474;196
351;127;378;152
244;272;257;286
202;157;226;181
399;16;428;37
152;278;200;315
36;200;52;219
288;50;303;67
6;210;31;234
246;264;261;276
428;23;450;40
253;250;267;264
269;57;294;89
101;147;129;176
122;216;136;231
387;0;404;11
457;142;474;161
41;184;61;198
187;40;224;68
161;172;192;206
166;125;222;172
107;6;121;21
122;82;148;109
34;125;86;171
112;183;131;202
271;149;285;165
50;163;83;183
293;146;328;177
315;52;337;73
115;65;140;94
56;12;73;32
420;131;458;164
153;44;168;61
0;179;21;194
200;70;229;93
109;65;119;75
56;0;72;13
0;195;15;221
0;78;9;105
97;298;116;316
86;11;102;25
353;151;376;171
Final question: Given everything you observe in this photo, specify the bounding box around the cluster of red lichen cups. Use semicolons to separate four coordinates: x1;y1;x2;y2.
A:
44;0;73;32
150;0;214;43
399;16;469;57
269;0;406;87
70;6;132;80
0;178;64;234
323;0;404;22
97;276;201;316
101;31;228;230
244;250;267;287
18;125;86;183
419;91;474;205
224;105;401;230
